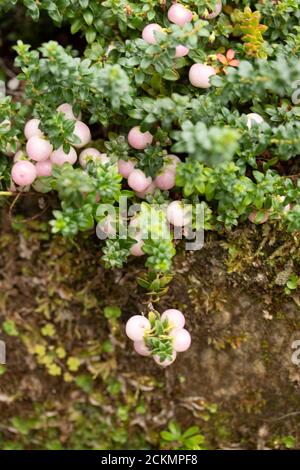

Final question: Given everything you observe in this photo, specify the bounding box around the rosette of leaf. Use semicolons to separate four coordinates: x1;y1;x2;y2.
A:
138;202;176;273
231;7;268;58
86;160;122;203
101;238;133;269
104;134;129;164
137;272;173;301
144;310;174;364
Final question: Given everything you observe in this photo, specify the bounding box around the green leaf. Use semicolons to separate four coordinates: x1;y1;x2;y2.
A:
163;69;180;81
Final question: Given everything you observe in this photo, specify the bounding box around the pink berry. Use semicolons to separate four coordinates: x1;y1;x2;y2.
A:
142;23;163;44
128;126;153;150
172;328;191;352
79;148;109;167
168;3;193;26
161;309;185;330
57;103;77;120
125;315;151;342
206;0;222;19
135;181;156;199
36;160;53;177
154;169;176;190
175;45;189;58
189;63;216;88
164;154;181;171
167;200;190;227
100;153;110;164
130;231;145;256
247;113;264;129
248;210;269;224
73;121;91;148
11;161;37;186
118;159;136;178
24;119;43;140
79;147;100;167
50;146;77;166
26;136;53;162
130;239;145;257
154;351;177;367
96;215;116;238
134;340;151;356
128;169;152;192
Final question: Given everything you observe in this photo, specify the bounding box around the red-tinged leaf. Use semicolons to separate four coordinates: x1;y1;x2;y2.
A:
229;59;239;67
216;53;227;65
226;49;235;60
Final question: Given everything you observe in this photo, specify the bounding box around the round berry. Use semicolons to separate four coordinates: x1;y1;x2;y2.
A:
142;23;163;44
7;77;19;91
99;153;110;164
154;169;176;191
11;161;37;186
130;231;145;257
125;315;151;342
189;63;216;88
164;154;181;171
167;200;190;227
128;169;152;192
79;148;108;167
118;159;136;178
247;113;264;129
135;181;156;199
168;3;193;26
73;121;91;148
26;136;53;162
36;160;53;177
154;351;177;367
161;309;185;330
24;119;43;140
57;103;78;120
96;215;116;239
134;340;151;356
130;239;145;257
175;45;189;58
206;0;222;19
172;328;191;352
248;210;269;224
50;146;77;166
128;126;153;150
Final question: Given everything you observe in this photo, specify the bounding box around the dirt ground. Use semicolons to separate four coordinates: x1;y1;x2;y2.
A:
0;198;300;450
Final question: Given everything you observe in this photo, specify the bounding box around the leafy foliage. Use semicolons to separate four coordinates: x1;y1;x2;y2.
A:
0;0;300;282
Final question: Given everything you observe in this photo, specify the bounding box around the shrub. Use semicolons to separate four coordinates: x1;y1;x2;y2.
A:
0;0;300;287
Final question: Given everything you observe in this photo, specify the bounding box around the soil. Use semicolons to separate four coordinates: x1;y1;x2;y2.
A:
0;197;300;449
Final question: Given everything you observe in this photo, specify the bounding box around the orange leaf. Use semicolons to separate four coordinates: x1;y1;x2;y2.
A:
226;49;235;61
229;59;239;67
216;53;227;65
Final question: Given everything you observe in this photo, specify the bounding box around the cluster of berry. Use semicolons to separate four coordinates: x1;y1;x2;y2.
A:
142;2;222;89
125;308;191;367
10;104;109;187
